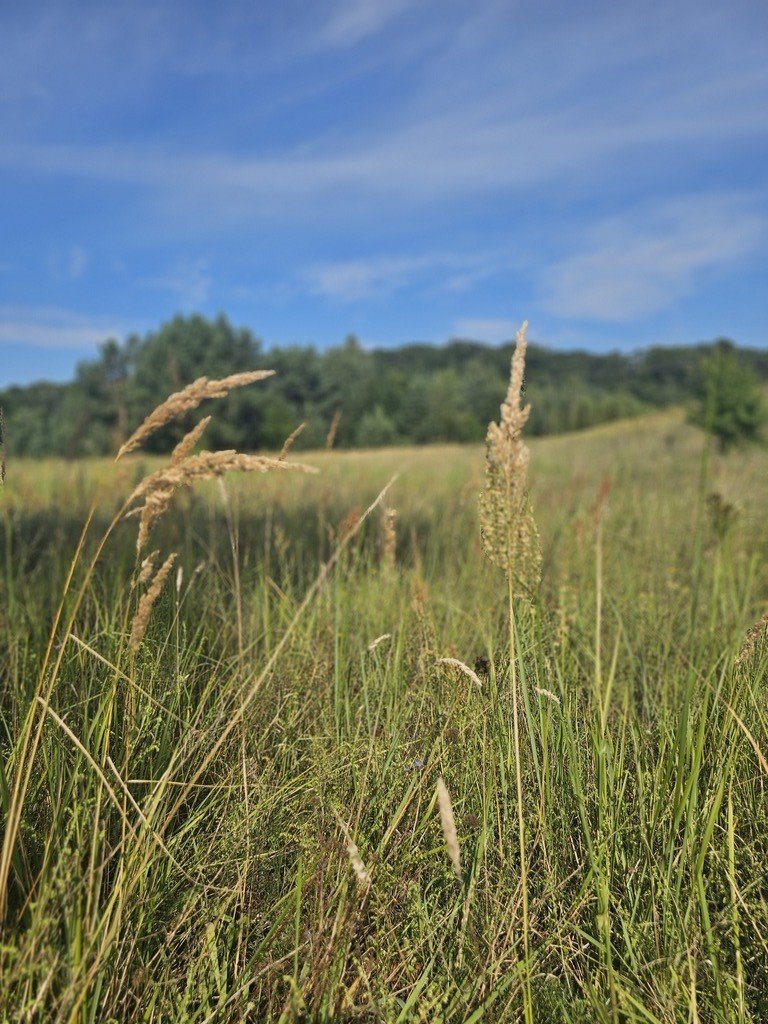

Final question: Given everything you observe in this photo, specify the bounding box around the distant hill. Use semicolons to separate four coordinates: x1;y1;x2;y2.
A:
1;314;765;458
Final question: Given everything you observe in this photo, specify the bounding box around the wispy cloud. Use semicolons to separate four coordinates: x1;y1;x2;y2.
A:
452;318;521;343
1;5;765;231
140;258;212;308
304;250;511;302
542;195;766;321
316;0;418;48
305;255;436;302
0;306;124;350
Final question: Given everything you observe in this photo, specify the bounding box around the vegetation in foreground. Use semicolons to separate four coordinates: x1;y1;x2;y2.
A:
1;362;768;1020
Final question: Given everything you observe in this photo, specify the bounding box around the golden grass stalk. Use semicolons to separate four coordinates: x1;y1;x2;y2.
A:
337;820;371;887
436;777;461;880
326;409;342;449
478;319;538;1023
535;685;561;705
279;422;306;461
116;370;275;459
171;416;211;465
135;550;159;586
478;321;541;598
129;552;177;651
367;633;392;652
382;507;397;569
129;450;317;552
438;657;482;689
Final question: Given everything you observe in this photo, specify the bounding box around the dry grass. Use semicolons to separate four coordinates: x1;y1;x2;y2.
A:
382;506;397;569
479;320;541;598
129;551;177;650
171;415;211;465
3;365;768;1020
436;777;461;880
129;449;317;552
116;369;275;459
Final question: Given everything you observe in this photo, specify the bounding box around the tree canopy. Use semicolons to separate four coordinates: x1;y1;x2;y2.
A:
1;315;766;458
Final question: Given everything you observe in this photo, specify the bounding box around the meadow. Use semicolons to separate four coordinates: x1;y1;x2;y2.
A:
2;389;768;1021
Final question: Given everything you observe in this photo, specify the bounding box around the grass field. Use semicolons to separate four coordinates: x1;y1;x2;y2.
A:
2;405;768;1022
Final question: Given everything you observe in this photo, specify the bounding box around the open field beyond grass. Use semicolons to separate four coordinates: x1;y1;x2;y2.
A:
2;409;768;1022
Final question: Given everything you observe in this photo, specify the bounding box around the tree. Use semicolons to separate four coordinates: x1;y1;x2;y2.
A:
355;406;398;447
691;339;765;451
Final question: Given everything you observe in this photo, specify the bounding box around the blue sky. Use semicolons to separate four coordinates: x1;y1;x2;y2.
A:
1;0;766;386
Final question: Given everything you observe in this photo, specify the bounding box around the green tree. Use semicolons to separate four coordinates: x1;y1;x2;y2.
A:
356;406;398;447
692;339;765;451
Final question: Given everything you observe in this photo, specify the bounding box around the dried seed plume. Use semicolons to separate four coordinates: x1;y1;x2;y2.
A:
171;416;211;465
438;657;483;689
436;777;461;880
326;409;342;450
367;633;392;652
478;321;541;599
130;552;177;651
279;422;306;461
135;549;159;587
117;370;275;459
382;507;397;570
129;450;317;553
340;822;371;887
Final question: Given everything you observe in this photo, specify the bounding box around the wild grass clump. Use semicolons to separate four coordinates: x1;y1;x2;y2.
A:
2;346;768;1020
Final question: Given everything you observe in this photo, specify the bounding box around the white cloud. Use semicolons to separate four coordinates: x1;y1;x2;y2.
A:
306;254;447;302
1;4;765;229
303;250;510;302
141;258;212;308
543;196;766;321
317;0;417;47
0;306;124;350
452;318;521;343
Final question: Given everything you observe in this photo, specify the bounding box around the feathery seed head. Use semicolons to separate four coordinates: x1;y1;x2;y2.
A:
279;422;306;461
129;450;317;552
129;552;177;651
478;321;541;599
171;416;211;466
436;777;461;880
382;507;397;570
117;370;275;459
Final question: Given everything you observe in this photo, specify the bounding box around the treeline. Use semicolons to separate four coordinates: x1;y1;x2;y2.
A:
2;314;766;457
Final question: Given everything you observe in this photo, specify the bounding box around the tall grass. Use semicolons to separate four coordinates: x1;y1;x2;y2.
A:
1;395;768;1020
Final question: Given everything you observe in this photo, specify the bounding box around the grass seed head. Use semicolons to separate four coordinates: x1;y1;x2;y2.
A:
279;422;306;461
326;409;342;449
129;552;177;651
171;416;211;466
438;657;483;689
436;777;461;880
129;450;317;552
117;370;275;459
478;321;541;599
382;507;397;569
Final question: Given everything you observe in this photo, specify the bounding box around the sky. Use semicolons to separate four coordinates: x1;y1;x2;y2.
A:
0;0;766;386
